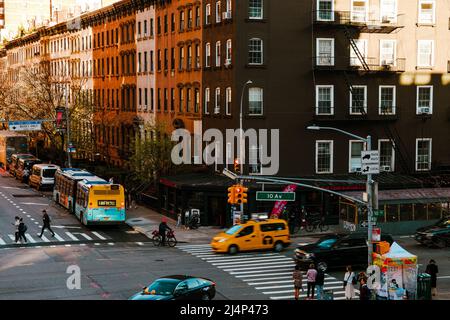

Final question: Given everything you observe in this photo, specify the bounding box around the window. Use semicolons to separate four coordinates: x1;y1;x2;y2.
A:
204;88;210;114
179;47;185;70
380;40;396;66
205;4;211;24
179;88;184;112
195;6;201;27
186;88;191;112
164;14;168;33
164;88;168;111
194;89;200;113
179;10;185;32
316;141;333;174
248;87;263;115
195;44;200;68
416;138;432;171
317;0;334;21
351;0;368;22
249;0;263;19
379;140;395;172
315;85;334;115
416;86;433;114
226;39;232;65
380;0;397;22
349;140;365;172
379;86;396;115
316;38;334;66
350;39;368;66
418;0;435;24
205;43;211;67
171;88;175;111
350;86;367;114
226;87;232;115
417;40;434;67
215;88;221;114
187;9;193;29
215;41;221;67
248;38;263;65
216;1;222;23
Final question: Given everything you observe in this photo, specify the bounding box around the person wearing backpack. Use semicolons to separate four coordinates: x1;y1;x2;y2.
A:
344;265;356;300
38;209;55;238
18;218;28;243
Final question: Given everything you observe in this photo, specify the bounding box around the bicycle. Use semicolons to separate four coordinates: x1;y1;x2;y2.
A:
305;216;329;233
152;230;178;247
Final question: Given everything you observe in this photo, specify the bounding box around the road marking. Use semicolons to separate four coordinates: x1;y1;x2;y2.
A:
75;233;93;241
218;260;295;269
40;235;51;243
25;234;36;243
8;234;16;241
438;276;450;279
257;282;342;290
94;243;101;246
223;263;295;272
53;233;65;242
135;242;144;246
211;257;293;266
229;267;295;275
65;232;79;241
236;272;294;278
91;231;107;240
30;218;35;221
19;202;48;206
0;237;6;245
108;243;114;246
65;244;72;247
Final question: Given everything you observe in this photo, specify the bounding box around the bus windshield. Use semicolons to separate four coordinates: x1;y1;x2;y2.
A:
43;169;57;178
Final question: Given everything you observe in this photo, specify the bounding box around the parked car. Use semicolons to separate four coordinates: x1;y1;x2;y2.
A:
211;218;291;254
15;158;42;183
129;276;216;300
414;216;450;248
28;164;60;190
9;153;35;177
294;232;394;270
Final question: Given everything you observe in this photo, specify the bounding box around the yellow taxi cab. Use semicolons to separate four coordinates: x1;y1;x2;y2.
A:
211;218;291;254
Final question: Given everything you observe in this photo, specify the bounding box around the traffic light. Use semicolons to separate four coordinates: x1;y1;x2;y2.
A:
234;158;240;174
235;185;248;205
227;186;236;204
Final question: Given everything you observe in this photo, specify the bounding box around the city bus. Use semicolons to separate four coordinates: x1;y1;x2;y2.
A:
53;168;96;213
74;179;126;225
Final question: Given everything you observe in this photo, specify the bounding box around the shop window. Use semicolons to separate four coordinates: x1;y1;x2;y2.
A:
414;204;427;220
399;204;414;221
428;203;443;220
385;204;399;222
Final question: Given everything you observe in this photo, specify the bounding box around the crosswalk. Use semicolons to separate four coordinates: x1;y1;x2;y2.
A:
178;244;360;300
0;230;110;248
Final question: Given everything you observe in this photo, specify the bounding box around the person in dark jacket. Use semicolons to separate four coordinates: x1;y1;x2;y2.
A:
359;278;371;300
426;259;439;297
315;268;325;300
159;218;172;246
18;218;28;243
38;209;55;238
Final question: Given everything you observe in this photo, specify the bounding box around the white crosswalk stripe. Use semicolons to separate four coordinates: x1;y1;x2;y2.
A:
178;244;359;300
0;237;5;245
65;232;80;241
0;230;109;247
25;234;36;243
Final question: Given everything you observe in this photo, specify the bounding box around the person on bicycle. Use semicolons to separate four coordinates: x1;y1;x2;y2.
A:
159;218;172;246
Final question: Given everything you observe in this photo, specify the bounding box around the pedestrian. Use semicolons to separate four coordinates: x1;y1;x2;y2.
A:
306;263;317;300
38;209;55;238
176;212;182;228
292;265;303;300
12;216;20;243
359;278;371;300
184;209;190;230
158;217;172;246
315;266;325;300
426;259;439;297
17;218;28;243
344;265;356;300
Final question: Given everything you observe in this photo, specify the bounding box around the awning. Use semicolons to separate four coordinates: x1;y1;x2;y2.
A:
341;187;450;205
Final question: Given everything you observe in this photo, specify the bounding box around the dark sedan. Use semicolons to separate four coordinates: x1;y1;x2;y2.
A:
415;217;450;248
129;275;216;301
294;232;394;270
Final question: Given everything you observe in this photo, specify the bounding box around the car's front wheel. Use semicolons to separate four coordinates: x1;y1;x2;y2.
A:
228;245;238;255
274;241;284;252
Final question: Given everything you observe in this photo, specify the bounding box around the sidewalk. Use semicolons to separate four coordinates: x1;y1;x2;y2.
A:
125;204;341;244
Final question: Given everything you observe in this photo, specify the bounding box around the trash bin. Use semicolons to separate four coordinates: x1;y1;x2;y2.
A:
323;290;334;300
417;273;432;300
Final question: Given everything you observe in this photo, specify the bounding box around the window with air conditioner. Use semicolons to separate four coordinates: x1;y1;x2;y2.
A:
417;40;434;67
350;39;368;67
317;0;334;21
350;86;367;114
316;38;334;66
316;141;333;174
315;85;334;115
351;0;368;23
379;139;395;172
416;86;433;114
225;39;232;66
418;0;435;24
380;0;397;23
380;40;396;66
379;85;396;115
349;140;365;173
416;138;432;171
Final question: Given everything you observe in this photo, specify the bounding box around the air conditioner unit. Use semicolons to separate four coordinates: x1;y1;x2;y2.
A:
214;107;220;114
382;165;391;172
419;107;431;114
224;59;232;67
223;11;232;20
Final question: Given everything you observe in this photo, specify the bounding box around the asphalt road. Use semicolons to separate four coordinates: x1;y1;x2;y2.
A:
0;172;448;300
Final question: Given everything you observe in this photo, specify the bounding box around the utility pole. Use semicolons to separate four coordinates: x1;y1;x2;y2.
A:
65;87;72;168
366;135;373;266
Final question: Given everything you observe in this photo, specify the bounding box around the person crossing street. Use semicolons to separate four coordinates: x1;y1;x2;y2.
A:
38;210;55;238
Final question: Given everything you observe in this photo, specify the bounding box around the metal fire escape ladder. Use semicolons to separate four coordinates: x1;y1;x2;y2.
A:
343;25;370;72
382;123;412;174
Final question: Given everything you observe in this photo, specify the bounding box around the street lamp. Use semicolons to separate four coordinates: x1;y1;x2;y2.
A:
307;125;374;266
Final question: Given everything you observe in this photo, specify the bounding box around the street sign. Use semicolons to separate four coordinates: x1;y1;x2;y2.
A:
361;164;380;175
8;120;42;131
373;210;384;217
256;192;296;202
361;151;380;165
360;220;377;228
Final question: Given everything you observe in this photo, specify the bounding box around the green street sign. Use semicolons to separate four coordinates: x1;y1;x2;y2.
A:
256;192;296;202
373;210;384;217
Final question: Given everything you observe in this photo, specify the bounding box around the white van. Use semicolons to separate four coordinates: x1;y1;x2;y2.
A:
29;164;60;190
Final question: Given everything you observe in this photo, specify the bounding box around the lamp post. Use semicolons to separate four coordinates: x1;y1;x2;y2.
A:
238;80;253;221
307;125;374;266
